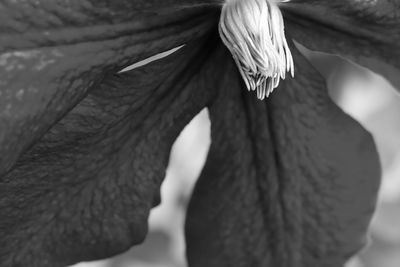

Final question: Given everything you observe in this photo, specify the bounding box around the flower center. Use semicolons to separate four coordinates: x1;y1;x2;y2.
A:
219;0;294;100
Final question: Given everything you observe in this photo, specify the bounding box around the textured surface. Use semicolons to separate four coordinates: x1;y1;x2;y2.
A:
0;34;227;266
283;0;400;90
0;0;217;175
0;0;388;266
185;46;381;267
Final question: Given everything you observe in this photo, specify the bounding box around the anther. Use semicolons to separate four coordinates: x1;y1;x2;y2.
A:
219;0;294;100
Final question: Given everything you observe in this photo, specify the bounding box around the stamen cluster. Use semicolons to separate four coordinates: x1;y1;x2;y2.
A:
219;0;294;100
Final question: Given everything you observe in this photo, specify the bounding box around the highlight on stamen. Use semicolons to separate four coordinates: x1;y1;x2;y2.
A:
219;0;294;100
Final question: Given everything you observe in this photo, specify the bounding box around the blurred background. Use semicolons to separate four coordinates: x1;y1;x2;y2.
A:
72;50;400;267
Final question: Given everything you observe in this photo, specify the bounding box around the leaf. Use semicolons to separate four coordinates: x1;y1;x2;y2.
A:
0;32;228;266
0;0;217;174
185;45;381;267
282;0;400;90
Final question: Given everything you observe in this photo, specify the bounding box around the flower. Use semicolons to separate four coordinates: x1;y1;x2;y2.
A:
1;0;397;266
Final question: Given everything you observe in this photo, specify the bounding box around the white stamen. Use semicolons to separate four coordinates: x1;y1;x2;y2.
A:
219;0;294;100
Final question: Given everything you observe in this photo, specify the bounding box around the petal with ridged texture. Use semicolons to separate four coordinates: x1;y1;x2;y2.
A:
186;45;381;267
0;32;229;266
282;0;400;90
0;0;218;174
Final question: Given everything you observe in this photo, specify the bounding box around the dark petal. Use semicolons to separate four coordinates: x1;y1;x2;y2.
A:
0;0;218;174
282;0;400;90
185;45;381;267
0;33;227;266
